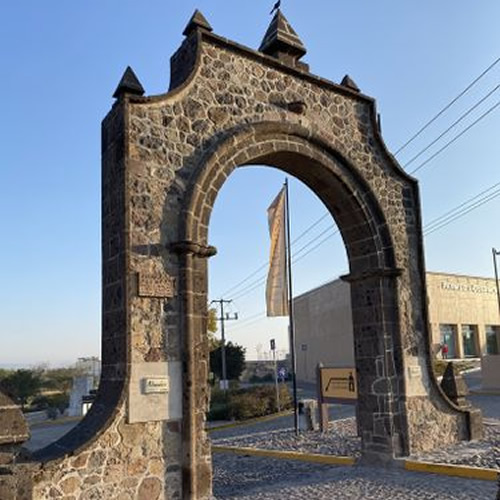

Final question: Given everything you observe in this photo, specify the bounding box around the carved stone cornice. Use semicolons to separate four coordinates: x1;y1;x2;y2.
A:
169;240;217;258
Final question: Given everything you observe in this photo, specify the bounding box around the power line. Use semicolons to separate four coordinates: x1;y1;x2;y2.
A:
230;226;340;302
215;61;500;302
410;98;500;175
424;180;500;232
403;84;500;169
395;56;500;155
218;212;332;298
229;180;500;330
424;188;500;236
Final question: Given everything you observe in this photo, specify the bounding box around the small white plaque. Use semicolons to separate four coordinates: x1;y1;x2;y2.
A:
143;377;169;394
128;361;182;424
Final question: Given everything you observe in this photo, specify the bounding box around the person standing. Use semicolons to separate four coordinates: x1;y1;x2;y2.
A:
441;343;449;359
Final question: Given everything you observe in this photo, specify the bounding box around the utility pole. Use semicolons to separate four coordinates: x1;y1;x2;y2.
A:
493;248;500;316
211;299;238;391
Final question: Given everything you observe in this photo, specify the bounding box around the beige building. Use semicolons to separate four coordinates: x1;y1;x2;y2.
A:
294;272;500;383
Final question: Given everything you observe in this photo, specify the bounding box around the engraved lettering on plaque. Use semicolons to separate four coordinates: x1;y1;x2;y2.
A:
143;377;169;394
138;272;175;298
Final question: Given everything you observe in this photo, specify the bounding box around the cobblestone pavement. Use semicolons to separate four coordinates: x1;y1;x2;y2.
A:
215;417;361;457
212;454;497;499
210;403;355;441
410;418;500;469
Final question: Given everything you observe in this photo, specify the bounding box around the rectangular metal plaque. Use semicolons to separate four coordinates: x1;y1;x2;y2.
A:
320;367;358;401
143;377;169;394
138;272;175;298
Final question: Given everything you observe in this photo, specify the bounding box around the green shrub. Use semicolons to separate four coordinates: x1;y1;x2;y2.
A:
207;384;292;421
228;391;268;420
46;393;70;413
207;402;231;421
249;374;274;383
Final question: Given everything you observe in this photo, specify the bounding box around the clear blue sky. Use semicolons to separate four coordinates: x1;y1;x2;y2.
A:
1;2;499;365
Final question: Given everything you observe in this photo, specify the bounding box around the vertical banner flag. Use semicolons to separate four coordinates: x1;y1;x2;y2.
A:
266;187;288;316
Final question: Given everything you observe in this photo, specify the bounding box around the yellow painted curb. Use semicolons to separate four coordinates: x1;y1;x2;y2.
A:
207;410;293;432
212;445;356;466
405;460;498;481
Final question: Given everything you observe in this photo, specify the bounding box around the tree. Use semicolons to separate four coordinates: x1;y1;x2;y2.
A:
0;369;42;410
210;341;246;381
0;368;12;381
207;307;220;351
41;367;80;393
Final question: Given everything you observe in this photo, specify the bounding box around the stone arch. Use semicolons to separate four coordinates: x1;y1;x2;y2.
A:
4;9;483;500
177;120;410;455
182;122;395;274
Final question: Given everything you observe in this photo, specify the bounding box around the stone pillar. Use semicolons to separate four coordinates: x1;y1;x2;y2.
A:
347;270;407;461
456;323;464;359
172;240;216;500
478;324;486;356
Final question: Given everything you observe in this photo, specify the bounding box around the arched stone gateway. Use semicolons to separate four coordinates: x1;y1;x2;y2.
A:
3;9;482;500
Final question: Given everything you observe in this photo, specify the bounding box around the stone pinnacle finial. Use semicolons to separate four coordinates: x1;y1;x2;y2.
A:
112;66;145;99
183;9;213;37
341;75;360;92
259;10;306;65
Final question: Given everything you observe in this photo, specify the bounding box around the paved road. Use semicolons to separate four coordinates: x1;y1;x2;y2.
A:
212;375;500;498
24;420;79;452
213;454;497;499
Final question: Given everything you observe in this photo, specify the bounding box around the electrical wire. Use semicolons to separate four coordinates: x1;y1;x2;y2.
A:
395;56;500;155
214;60;500;302
229;180;500;330
409;98;500;175
403;84;500;169
217;212;332;298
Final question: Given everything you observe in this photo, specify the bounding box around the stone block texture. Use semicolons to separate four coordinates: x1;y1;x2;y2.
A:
7;10;478;500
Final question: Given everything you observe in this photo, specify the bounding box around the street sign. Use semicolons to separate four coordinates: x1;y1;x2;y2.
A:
319;367;357;401
270;338;276;351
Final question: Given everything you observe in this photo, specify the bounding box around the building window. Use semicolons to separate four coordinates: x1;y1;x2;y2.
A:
439;324;457;358
461;325;479;357
485;325;499;355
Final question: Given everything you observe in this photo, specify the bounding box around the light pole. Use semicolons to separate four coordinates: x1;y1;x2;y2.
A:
493;248;500;316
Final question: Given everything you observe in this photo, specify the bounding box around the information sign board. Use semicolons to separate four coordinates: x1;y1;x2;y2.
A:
319;367;357;401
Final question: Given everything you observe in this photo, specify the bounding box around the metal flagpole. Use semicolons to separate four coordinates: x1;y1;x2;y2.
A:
284;178;299;435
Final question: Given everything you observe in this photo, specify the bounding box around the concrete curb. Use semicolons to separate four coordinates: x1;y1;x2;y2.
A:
213;445;498;482
212;445;356;465
404;460;498;481
207;410;293;432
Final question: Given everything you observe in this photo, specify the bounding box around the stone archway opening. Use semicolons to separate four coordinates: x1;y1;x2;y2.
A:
205;163;360;482
181;128;406;475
